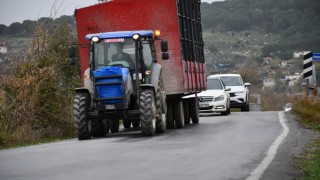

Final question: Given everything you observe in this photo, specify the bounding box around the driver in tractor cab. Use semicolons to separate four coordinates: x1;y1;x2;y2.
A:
111;43;135;68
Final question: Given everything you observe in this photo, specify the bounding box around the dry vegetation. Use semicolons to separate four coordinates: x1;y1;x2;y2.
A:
0;23;80;147
293;95;320;130
292;95;320;179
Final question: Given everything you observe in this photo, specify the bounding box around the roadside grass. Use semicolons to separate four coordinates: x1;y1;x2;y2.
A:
292;96;320;180
298;140;320;180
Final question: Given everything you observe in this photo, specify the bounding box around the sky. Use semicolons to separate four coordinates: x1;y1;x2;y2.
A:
0;0;224;26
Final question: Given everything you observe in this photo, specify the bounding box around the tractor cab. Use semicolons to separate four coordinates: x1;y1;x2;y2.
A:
86;31;156;73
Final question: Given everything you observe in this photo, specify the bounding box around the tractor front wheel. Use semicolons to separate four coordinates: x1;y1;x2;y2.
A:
74;93;91;140
140;89;156;136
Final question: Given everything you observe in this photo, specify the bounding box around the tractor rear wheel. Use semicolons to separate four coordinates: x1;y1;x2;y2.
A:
123;119;131;129
132;118;140;127
140;89;156;136
74;93;91;140
156;76;165;133
109;119;119;133
91;119;108;137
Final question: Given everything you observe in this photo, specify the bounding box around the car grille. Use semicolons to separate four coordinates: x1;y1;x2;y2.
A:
198;96;214;102
229;93;236;97
199;106;214;110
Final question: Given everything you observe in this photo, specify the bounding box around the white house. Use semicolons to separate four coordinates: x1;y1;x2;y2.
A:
0;43;7;54
263;78;276;87
285;74;301;86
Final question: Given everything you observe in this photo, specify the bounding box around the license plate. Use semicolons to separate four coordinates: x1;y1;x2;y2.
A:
199;104;209;108
105;104;115;110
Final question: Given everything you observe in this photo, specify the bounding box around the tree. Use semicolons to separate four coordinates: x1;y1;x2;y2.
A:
8;22;24;35
239;59;260;85
54;15;74;25
22;20;36;36
0;24;7;35
278;51;293;60
38;17;54;29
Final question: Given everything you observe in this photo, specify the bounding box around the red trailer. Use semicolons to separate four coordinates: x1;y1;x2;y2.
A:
70;0;206;139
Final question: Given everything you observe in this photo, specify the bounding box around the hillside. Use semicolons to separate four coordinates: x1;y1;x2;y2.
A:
200;0;320;90
1;0;320;89
201;0;320;54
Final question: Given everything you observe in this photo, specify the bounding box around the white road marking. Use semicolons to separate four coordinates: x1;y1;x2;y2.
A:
246;112;289;180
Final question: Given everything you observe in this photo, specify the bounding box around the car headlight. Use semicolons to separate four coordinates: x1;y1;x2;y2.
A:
214;95;224;102
235;91;245;95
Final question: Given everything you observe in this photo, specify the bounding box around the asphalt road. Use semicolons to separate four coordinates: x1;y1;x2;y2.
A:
0;111;316;180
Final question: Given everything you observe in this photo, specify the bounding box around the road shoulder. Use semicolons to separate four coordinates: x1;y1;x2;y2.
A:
261;112;319;180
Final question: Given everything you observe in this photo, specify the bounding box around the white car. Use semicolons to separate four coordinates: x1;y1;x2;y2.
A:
198;77;231;115
209;74;250;112
284;103;293;112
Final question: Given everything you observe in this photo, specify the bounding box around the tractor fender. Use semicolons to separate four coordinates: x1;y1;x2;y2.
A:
150;63;166;113
150;63;162;91
140;84;155;95
75;87;90;95
74;88;92;107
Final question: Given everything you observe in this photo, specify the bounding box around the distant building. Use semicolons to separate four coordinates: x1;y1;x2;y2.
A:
262;57;272;65
285;74;301;81
285;74;301;86
294;52;304;58
263;78;276;88
281;60;288;67
0;43;7;54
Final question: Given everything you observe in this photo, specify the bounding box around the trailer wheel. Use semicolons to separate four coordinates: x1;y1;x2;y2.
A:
174;100;185;128
109;119;119;133
140;89;156;136
74;93;91;140
91;119;108;137
123;119;131;129
166;101;175;129
189;97;199;124
156;76;165;133
182;99;190;124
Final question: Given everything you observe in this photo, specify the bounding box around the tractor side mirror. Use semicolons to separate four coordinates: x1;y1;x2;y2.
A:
69;46;76;65
161;40;168;52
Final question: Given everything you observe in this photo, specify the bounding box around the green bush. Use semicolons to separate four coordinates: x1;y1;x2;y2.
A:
0;23;80;148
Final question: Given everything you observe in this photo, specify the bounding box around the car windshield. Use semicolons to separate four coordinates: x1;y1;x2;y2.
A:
285;103;292;108
220;76;243;86
207;79;223;90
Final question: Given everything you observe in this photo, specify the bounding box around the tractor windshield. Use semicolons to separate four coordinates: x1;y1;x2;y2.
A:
92;37;155;71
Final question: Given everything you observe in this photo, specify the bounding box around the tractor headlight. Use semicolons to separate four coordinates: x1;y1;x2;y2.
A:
92;36;100;43
132;34;140;41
